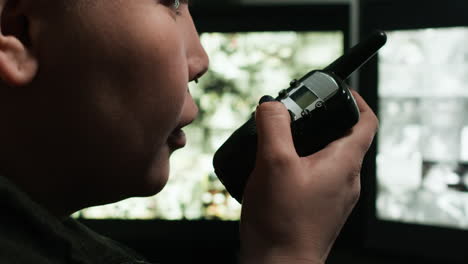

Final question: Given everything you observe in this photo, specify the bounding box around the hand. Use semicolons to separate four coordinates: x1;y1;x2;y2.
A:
239;91;378;264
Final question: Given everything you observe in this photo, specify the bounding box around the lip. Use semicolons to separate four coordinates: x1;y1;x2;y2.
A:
167;128;187;150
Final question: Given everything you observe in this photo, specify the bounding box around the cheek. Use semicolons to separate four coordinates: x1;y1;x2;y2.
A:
135;54;189;140
59;13;189;138
28;5;190;195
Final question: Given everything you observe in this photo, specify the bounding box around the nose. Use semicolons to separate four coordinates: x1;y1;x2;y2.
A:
187;42;209;82
185;43;205;125
185;17;209;82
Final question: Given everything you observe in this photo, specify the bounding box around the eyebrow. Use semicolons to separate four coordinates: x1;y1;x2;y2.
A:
181;0;193;6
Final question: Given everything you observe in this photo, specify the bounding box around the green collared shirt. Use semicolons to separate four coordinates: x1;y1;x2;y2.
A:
0;176;152;264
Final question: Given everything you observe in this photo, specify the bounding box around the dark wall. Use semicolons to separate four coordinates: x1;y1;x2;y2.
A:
82;219;457;264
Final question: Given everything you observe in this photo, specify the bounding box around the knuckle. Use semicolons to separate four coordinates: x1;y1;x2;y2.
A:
349;175;361;202
371;112;380;132
348;188;361;209
356;115;378;153
336;149;363;184
341;148;361;168
361;108;379;133
258;148;296;168
357;139;372;154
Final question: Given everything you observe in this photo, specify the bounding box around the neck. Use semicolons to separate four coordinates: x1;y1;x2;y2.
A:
1;167;108;221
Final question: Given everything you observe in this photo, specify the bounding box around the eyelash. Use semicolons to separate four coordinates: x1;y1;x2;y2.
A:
172;0;180;11
161;0;188;15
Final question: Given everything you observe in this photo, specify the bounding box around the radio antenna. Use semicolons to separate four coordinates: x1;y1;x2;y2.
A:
324;30;387;80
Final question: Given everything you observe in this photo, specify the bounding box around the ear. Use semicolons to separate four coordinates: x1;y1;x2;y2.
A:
0;0;38;87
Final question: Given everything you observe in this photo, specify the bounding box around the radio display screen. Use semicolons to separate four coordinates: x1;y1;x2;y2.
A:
291;86;318;109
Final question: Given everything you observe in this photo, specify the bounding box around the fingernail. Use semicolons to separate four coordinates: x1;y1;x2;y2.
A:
259;95;275;105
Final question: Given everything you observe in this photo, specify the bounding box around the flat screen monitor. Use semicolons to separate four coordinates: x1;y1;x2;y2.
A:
359;0;468;263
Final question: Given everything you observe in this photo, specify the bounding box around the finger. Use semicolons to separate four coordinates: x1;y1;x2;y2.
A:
255;101;297;158
351;89;373;115
337;90;379;154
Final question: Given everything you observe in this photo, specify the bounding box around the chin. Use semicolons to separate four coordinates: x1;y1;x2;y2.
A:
137;152;171;197
120;144;172;198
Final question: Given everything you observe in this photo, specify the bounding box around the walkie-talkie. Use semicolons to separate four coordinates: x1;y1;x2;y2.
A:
213;31;387;203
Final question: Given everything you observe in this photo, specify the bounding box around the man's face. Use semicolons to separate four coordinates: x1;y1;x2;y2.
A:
9;0;208;203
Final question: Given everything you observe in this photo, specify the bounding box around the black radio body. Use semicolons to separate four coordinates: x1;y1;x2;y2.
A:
213;31;387;203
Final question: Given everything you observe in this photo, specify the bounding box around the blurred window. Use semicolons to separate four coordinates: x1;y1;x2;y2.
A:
75;31;343;220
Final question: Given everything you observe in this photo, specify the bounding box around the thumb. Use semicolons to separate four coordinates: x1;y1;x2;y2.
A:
255;98;296;158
